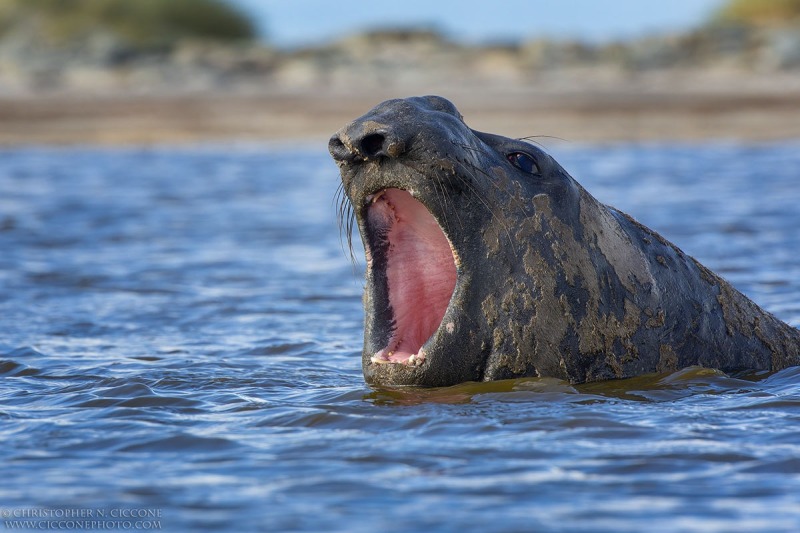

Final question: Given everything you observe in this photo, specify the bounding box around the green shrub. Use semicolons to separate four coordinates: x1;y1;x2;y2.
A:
715;0;800;25
0;0;256;49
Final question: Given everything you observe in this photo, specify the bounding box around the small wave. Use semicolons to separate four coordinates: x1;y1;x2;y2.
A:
238;340;317;357
117;432;242;453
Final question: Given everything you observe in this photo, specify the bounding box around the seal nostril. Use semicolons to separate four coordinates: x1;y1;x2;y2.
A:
328;135;352;161
360;133;386;158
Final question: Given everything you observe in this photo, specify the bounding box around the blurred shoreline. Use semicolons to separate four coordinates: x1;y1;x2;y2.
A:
3;25;800;145
3;82;800;145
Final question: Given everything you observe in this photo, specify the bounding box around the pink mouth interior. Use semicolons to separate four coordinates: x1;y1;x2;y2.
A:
367;188;457;365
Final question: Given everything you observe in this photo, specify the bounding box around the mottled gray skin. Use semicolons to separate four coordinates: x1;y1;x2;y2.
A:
329;95;800;387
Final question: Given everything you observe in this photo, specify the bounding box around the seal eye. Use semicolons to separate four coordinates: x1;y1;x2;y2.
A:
506;152;539;174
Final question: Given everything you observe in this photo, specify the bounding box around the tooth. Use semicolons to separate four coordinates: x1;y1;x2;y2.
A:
406;351;425;366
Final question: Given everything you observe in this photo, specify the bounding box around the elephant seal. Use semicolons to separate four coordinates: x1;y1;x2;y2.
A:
329;95;800;387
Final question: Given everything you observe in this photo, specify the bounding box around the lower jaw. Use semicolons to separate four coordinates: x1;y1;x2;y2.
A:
369;327;433;367
370;346;426;366
362;352;427;385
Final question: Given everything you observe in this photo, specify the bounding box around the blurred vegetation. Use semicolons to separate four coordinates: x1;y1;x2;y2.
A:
715;0;800;25
0;0;256;50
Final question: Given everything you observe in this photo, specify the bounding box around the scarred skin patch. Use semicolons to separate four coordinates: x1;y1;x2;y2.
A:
330;95;800;387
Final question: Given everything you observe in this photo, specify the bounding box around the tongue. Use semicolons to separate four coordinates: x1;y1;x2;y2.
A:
369;189;457;364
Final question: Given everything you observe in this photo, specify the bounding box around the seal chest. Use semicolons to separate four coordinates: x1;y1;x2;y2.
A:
330;95;800;387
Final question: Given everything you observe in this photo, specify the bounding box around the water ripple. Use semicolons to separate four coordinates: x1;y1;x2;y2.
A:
0;144;799;532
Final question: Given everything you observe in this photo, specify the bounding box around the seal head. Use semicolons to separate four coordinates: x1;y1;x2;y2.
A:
330;95;800;387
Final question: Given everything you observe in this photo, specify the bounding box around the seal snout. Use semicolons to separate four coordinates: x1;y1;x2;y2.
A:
329;121;409;163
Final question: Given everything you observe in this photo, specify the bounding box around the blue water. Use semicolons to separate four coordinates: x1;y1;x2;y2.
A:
1;142;799;532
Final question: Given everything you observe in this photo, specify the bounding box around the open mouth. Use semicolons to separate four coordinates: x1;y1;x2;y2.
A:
364;188;457;366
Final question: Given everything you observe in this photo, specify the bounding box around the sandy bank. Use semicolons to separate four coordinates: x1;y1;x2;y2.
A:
2;82;800;146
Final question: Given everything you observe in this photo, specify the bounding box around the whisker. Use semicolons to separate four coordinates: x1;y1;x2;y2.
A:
451;140;532;221
517;135;569;147
451;142;494;159
435;171;465;236
430;174;451;234
450;158;520;258
447;141;537;258
334;181;359;267
393;158;464;237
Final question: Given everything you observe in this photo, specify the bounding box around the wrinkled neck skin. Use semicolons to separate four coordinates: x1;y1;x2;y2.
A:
333;96;800;388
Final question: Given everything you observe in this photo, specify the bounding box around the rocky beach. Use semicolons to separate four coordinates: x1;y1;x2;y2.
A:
2;19;800;144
